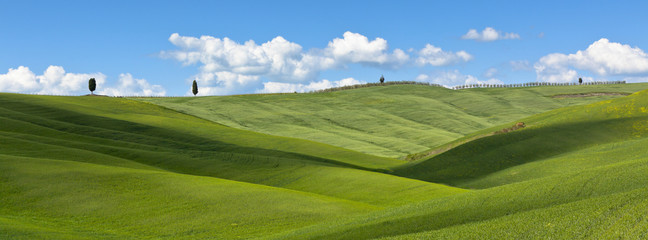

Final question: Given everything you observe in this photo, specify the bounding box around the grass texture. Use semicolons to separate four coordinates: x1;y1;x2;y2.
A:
137;83;648;158
2;83;648;239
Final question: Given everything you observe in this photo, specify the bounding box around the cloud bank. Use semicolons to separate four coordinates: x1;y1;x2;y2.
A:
0;66;164;96
99;73;166;96
162;31;472;95
415;44;473;66
534;38;648;82
258;77;365;93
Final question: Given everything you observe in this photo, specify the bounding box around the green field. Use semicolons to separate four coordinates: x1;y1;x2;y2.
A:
137;83;648;158
2;83;648;239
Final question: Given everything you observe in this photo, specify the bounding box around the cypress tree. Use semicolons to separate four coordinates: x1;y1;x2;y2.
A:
88;78;96;94
192;80;198;96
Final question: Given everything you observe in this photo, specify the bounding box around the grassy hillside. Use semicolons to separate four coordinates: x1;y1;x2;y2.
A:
0;93;463;239
136;83;648;158
274;153;648;239
265;89;648;239
0;155;372;239
393;88;648;188
3;83;648;239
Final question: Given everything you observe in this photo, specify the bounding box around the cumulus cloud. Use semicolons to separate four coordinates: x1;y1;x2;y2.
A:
98;73;166;96
162;31;471;95
258;77;365;93
161;31;404;86
416;70;503;88
164;33;323;83
415;44;473;66
0;65;106;95
326;32;410;67
534;38;648;82
0;66;40;93
0;66;164;96
462;27;520;42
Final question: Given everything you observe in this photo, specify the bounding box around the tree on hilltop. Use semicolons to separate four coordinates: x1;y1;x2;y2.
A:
192;80;199;96
579;77;583;85
88;78;96;95
380;75;385;84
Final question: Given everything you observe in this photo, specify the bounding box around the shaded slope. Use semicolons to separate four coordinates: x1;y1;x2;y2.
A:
264;89;648;239
4;85;648;239
270;134;648;239
0;93;399;170
393;88;648;188
0;93;463;208
137;83;648;158
387;187;648;239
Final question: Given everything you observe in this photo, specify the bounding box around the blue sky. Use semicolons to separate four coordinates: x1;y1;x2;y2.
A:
2;0;648;96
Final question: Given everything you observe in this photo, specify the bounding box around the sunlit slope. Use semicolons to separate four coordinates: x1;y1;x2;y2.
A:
137;83;648;158
0;93;399;170
393;88;648;188
0;155;373;239
0;93;465;206
4;86;648;239
275;154;648;239
268;91;648;239
386;188;648;239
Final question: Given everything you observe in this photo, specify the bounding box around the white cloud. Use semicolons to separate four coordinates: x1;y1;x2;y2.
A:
98;73;166;96
462;27;520;42
416;70;502;88
326;32;410;67
0;66;164;96
189;71;261;96
0;65;106;95
162;32;471;95
0;66;39;93
415;44;473;66
162;31;407;87
163;33;327;83
258;77;365;93
570;38;648;75
534;38;648;82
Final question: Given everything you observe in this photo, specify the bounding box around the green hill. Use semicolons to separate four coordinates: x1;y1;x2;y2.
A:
266;88;648;239
136;83;648;158
0;93;462;239
393;87;648;189
2;83;648;239
1;155;373;239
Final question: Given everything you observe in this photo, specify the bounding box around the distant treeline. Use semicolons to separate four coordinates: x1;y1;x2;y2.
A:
452;80;626;90
8;80;629;97
310;80;627;93
310;81;444;93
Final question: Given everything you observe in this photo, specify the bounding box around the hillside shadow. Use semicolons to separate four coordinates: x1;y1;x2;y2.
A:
0;98;378;172
392;117;648;187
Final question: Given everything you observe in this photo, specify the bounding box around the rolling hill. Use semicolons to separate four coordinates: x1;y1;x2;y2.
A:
0;92;462;239
2;83;648;239
136;83;648;158
267;87;648;239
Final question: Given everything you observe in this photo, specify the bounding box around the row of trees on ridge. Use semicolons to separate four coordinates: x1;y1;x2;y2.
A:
84;76;627;96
